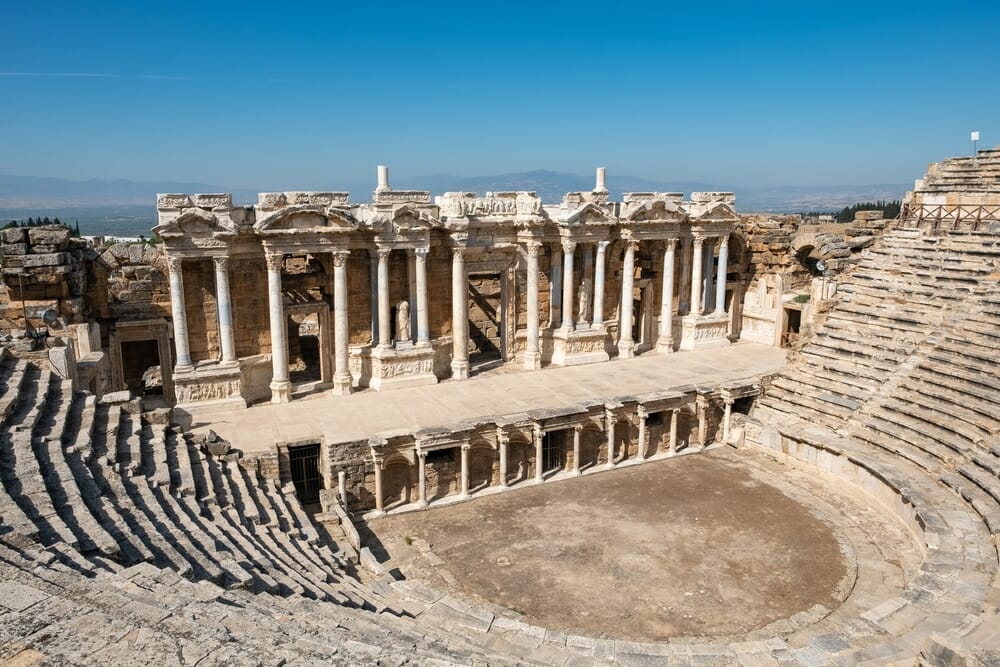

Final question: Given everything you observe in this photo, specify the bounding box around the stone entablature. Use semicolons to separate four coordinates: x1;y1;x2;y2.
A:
153;166;741;410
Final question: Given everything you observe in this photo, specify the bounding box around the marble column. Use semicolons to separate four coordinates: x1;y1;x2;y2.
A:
656;239;676;354
696;396;708;447
376;249;391;348
679;238;692;314
368;250;379;344
715;235;729;315
579;243;593;327
498;431;509;488
703;239;715;313
618;240;637;358
373;457;385;514
723;397;734;442
523;242;541;370
417;450;428;508
213;256;237;366
690;236;704;316
265;251;291;403
332;250;352;395
560;240;576;330
338;470;347;506
550;243;562;327
606;410;616;468
407;251;418;341
636;406;648;461
593;241;608;327
669;408;679;453
414;247;430;346
460;445;470;498
573;425;582;475
534;425;544;482
451;248;469;379
166;256;193;370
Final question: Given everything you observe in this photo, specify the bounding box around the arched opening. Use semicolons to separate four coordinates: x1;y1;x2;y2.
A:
382;460;413;510
579;427;603;470
468;446;496;492
506;440;532;485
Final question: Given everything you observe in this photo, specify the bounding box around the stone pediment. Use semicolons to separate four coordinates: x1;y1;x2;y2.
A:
559;202;615;226
154;207;234;239
621;197;686;222
687;200;739;222
254;205;358;234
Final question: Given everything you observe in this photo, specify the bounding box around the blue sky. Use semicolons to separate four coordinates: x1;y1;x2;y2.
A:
2;1;997;189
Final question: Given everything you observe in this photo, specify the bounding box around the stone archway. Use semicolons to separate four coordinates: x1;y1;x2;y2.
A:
506;440;532;485
468;445;496;492
381;459;413;509
579;427;603;471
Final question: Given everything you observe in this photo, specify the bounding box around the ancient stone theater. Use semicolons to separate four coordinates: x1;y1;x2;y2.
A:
0;152;998;665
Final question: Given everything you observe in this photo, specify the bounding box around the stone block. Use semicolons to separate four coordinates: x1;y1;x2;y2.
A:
3;252;70;268
1;243;29;255
0;227;27;244
27;226;71;246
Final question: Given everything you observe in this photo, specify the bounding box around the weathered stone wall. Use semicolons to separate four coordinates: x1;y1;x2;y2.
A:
230;256;272;357
97;242;170;322
180;258;220;363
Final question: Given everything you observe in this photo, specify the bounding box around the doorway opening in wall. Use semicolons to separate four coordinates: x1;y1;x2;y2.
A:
733;396;754;414
121;339;163;398
468;272;504;374
288;443;322;506
542;431;563;475
289;313;322;384
782;307;802;348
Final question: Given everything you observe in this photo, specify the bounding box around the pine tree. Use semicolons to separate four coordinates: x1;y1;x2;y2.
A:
26;217;34;226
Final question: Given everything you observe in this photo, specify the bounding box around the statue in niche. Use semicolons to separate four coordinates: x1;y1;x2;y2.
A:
396;300;411;343
577;279;590;323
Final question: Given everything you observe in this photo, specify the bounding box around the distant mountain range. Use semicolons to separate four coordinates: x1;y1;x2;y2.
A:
0;172;908;238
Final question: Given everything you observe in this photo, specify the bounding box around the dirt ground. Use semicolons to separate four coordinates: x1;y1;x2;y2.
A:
370;448;851;640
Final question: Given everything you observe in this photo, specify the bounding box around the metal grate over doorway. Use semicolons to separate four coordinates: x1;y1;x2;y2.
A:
288;443;321;505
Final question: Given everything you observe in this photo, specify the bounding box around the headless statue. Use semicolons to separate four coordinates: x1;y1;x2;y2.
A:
396;300;410;342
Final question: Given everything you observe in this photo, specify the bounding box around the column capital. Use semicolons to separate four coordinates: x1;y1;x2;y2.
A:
461;443;471;452
372;454;385;470
524;241;542;257
692;235;705;248
573;424;584;433
723;396;735;406
417;448;428;459
560;238;577;254
166;255;184;273
719;234;730;250
331;250;350;267
671;407;681;416
377;247;392;260
212;255;229;271
597;240;610;251
452;247;465;260
413;246;430;258
637;405;648;419
265;251;284;271
625;239;640;252
664;237;678;250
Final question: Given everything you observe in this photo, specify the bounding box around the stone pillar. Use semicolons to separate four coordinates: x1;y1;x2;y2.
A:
460;445;470;498
679;238;692;314
669;408;679;453
534;425;544;482
373;457;385;514
715;235;729;315
561;240;576;330
338;470;347;506
579;243;593;327
166;256;193;370
451;248;469;380
407;251;418;341
523;242;541;370
592;241;608;327
657;239;676;354
550;243;562;327
636;406;648;461
690;236;704;316
265;252;291;404
332;250;352;395
414;247;430;346
498;430;509;488
723;397;734;442
606;410;616;468
213;256;237;366
696;396;708;448
417;450;428;508
377;249;391;348
573;425;582;475
618;240;638;358
703;239;715;313
368;250;379;344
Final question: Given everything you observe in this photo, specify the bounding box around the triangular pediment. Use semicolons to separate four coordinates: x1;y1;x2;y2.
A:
691;201;739;222
154;208;228;238
623;199;685;222
561;202;614;225
390;204;439;230
254;205;358;233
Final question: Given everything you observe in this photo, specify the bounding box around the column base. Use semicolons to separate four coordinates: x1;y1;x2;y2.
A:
617;340;635;359
417;499;428;509
450;359;469;380
655;336;675;354
331;372;353;396
522;349;541;371
679;313;731;351
269;379;292;404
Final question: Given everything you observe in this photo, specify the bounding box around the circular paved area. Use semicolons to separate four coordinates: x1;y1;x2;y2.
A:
371;448;908;641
